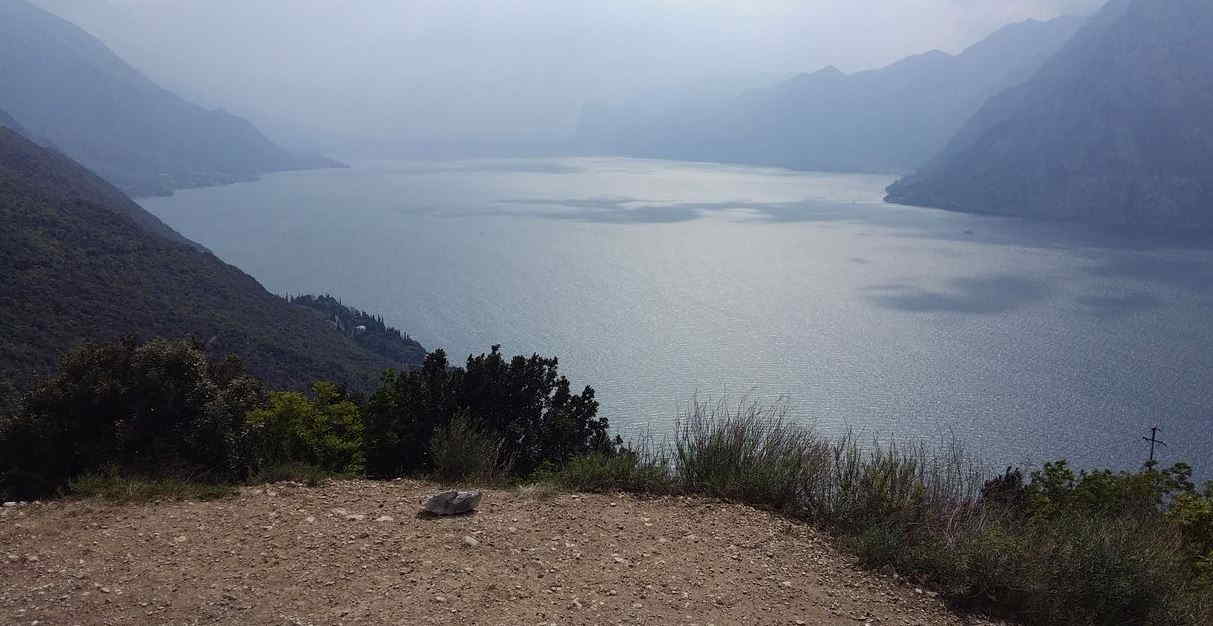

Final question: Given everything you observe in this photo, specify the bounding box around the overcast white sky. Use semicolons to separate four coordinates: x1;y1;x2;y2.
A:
34;0;1107;152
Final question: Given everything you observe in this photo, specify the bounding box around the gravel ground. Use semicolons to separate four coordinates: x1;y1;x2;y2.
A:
1;480;995;625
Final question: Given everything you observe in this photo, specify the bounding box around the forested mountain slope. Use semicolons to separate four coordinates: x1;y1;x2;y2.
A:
0;129;422;391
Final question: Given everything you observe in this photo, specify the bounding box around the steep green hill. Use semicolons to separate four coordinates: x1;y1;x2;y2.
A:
886;0;1213;226
0;0;341;197
0;128;422;391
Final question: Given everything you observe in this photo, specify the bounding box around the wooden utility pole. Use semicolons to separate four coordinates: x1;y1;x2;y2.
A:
1142;426;1167;468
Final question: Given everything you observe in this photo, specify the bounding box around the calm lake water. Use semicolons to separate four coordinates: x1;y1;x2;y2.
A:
141;157;1213;476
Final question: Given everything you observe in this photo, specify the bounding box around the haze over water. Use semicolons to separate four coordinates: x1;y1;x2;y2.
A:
141;157;1213;475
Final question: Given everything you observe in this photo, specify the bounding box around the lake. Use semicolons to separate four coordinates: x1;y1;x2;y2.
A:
140;157;1213;476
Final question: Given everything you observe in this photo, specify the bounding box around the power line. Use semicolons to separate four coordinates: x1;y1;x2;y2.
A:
1142;425;1168;469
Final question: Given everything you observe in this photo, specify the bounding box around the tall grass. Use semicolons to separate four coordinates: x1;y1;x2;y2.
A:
428;411;510;485
251;462;350;487
674;397;827;510
68;473;237;503
540;447;674;494
670;397;985;528
541;397;1212;625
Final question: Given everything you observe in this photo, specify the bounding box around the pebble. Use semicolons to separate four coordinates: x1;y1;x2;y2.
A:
463;536;479;547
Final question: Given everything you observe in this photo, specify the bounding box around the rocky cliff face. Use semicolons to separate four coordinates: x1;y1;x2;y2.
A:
886;0;1213;227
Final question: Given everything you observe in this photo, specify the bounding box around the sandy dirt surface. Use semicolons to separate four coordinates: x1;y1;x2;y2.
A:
1;480;993;625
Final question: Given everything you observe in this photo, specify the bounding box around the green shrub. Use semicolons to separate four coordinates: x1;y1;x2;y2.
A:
0;338;265;499
1169;487;1213;584
0;378;20;417
428;410;508;484
363;346;614;478
246;381;363;474
1020;460;1193;520
541;447;673;494
362;351;454;477
0;411;64;498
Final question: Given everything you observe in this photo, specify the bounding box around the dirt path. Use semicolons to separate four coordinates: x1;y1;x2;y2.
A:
1;480;991;625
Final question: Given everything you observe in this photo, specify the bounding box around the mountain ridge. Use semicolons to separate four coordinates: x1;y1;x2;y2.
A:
0;0;343;197
885;0;1213;226
574;15;1085;174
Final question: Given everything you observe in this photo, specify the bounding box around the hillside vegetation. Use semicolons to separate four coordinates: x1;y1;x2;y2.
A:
2;336;1211;625
0;128;422;391
286;294;426;367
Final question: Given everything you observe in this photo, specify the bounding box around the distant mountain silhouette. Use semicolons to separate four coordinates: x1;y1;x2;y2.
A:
575;16;1083;173
0;128;423;391
886;0;1213;227
0;0;343;197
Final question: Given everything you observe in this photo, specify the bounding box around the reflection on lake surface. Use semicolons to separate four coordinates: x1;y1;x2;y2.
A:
141;157;1213;476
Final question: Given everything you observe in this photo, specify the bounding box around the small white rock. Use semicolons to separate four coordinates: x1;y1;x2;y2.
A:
463;535;480;547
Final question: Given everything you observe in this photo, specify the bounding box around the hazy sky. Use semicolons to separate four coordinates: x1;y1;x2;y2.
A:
34;0;1107;153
